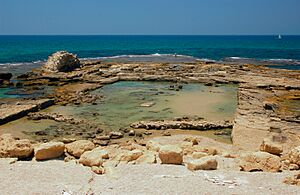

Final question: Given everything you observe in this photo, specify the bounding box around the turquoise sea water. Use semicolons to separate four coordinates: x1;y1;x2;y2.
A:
0;35;300;70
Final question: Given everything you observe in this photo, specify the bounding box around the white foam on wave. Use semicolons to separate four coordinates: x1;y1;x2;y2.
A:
227;57;251;60
0;60;45;66
81;53;198;60
223;56;300;65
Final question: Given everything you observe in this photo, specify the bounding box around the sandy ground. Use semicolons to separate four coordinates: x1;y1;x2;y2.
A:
0;159;299;195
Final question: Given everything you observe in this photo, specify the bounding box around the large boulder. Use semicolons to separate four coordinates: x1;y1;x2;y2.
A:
289;146;300;166
34;142;65;160
0;134;33;159
43;51;80;72
186;156;218;171
158;145;183;165
65;140;95;158
260;138;283;155
239;151;281;172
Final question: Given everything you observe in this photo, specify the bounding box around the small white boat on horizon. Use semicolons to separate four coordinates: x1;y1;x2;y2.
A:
277;34;282;39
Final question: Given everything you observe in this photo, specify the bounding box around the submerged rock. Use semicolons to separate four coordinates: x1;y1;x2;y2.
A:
43;51;80;72
140;102;155;107
109;131;124;139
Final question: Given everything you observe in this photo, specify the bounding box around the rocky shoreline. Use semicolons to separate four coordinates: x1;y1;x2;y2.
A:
1;51;300;189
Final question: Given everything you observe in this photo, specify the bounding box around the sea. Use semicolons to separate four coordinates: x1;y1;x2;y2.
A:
0;35;300;70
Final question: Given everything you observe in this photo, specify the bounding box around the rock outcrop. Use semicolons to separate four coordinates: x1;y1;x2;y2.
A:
186;156;218;171
158;145;183;165
239;151;281;172
0;99;54;125
0;134;33;159
289;146;300;166
43;51;80;72
131;119;233;130
65;140;95;158
260;138;283;155
79;148;107;167
34;142;65;160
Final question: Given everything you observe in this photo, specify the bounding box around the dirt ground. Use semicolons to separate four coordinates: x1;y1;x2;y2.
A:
0;159;299;195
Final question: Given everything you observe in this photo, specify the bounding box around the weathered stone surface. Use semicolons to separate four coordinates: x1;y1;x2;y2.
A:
159;145;183;165
91;166;105;174
4;53;300;151
0;99;54;125
43;51;80;72
289;146;300;166
135;151;157;164
66;140;95;158
232;78;300;152
0;134;33;158
146;140;161;152
260;138;283;155
79;149;105;167
284;173;300;186
118;149;143;162
186;156;218;171
192;152;208;159
34;142;65;160
239;152;281;172
131;119;232;130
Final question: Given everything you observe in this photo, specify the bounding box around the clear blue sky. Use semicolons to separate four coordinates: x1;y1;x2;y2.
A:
0;0;299;35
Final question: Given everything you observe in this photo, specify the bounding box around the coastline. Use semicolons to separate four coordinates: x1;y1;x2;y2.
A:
0;51;300;194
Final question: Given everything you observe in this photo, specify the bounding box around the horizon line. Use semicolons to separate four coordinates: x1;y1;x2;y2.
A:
0;34;299;36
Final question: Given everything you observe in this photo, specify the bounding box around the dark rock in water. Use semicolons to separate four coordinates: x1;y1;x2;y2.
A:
43;51;80;72
263;101;278;111
128;130;135;136
0;79;3;85
205;82;214;86
94;139;109;146
109;131;124;139
0;73;12;80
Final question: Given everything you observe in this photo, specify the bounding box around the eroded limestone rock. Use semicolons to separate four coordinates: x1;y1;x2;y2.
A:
289;146;300;166
79;149;106;167
0;134;33;159
34;142;65;160
43;51;80;72
239;151;281;172
66;140;95;158
158;145;183;165
186;156;218;171
260;138;283;156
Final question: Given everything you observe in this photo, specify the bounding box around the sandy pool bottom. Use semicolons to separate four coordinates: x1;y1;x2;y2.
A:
0;81;237;142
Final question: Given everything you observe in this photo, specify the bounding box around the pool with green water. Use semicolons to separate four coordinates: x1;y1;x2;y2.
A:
47;81;237;131
0;81;237;142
